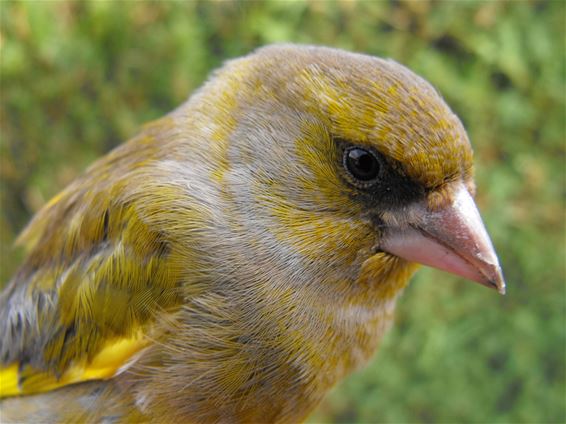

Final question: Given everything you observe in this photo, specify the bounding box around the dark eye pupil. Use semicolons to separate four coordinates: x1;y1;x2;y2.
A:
345;148;380;181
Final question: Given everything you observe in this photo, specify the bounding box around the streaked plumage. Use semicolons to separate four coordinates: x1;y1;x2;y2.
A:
0;44;504;423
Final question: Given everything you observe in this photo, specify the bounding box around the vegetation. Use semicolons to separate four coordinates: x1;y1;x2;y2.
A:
1;1;564;422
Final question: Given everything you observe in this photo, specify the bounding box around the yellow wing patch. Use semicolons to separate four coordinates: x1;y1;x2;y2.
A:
0;335;147;398
0;363;19;396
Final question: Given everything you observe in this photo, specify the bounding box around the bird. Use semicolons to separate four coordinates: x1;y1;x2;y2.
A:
0;44;505;423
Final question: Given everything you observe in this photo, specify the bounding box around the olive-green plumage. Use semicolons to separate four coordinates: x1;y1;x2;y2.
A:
0;44;503;423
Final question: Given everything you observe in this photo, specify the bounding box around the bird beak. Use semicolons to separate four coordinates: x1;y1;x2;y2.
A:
380;184;506;294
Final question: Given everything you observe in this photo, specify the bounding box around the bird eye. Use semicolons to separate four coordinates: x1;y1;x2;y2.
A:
343;147;381;184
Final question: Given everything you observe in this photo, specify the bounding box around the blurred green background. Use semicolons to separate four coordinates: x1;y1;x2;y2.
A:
1;1;564;423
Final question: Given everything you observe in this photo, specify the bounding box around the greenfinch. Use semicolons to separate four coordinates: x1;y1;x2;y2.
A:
0;44;505;423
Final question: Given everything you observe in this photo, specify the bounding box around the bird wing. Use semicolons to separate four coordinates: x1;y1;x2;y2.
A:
0;119;188;397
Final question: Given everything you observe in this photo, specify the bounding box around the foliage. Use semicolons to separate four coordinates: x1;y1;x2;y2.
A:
1;1;564;422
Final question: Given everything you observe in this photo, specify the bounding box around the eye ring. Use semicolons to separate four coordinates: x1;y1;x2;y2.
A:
343;146;382;187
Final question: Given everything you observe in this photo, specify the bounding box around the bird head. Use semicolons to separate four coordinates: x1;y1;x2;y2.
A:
181;44;505;296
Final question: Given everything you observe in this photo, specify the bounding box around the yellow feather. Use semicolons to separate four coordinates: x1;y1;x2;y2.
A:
0;363;20;396
0;335;147;397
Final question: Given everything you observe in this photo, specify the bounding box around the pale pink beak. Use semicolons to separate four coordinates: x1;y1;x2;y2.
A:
380;185;506;294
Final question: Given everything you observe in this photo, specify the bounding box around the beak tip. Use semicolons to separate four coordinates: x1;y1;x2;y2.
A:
496;281;506;295
469;270;506;295
487;267;506;295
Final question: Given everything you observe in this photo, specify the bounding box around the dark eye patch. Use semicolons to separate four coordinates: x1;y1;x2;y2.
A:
335;138;425;211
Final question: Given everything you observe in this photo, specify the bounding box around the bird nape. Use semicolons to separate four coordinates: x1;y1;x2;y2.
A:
0;44;505;423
